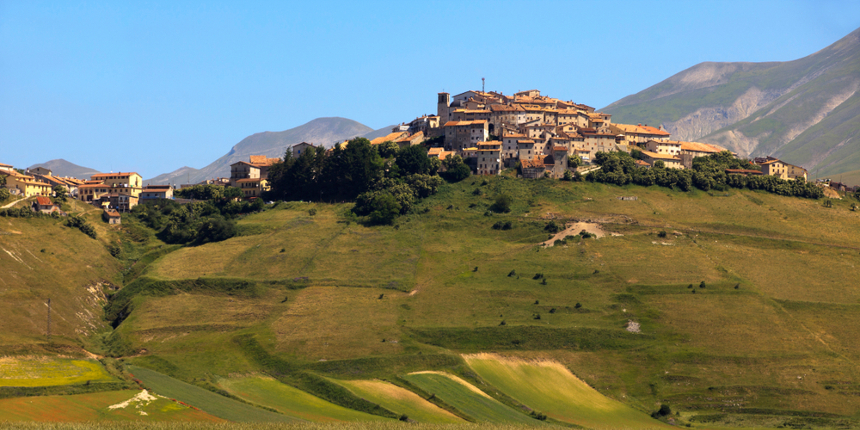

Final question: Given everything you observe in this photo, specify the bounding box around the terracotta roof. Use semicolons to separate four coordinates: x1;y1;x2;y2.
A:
35;197;53;206
428;148;444;156
249;155;280;166
0;162;12;167
236;178;265;183
79;184;107;189
104;209;121;218
635;160;650;167
370;132;408;145
91;172;138;179
521;158;545;169
679;141;722;153
612;123;670;136
552;146;568;151
442;120;488;127
758;159;782;165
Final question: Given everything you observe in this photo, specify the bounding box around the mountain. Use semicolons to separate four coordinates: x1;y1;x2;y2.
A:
146;117;375;185
602;27;860;179
27;159;101;179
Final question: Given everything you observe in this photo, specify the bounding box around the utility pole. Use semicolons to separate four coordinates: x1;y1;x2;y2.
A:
46;298;51;342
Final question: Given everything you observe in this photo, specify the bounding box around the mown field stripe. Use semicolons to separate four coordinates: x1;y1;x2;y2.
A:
128;366;299;422
402;372;537;424
464;354;670;429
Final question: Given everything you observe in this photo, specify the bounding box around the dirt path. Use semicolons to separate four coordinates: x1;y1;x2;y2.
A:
542;222;610;247
1;197;30;209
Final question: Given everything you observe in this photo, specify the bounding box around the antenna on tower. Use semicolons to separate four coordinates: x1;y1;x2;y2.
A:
482;77;485;93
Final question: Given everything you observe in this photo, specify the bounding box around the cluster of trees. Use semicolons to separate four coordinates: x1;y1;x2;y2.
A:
587;151;824;198
175;184;243;201
267;138;468;224
131;197;264;245
65;214;97;239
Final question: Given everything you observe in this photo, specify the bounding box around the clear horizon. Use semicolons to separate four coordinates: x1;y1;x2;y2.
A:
2;0;859;178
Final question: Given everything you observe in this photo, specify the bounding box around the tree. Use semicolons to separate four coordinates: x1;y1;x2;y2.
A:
376;141;399;158
568;155;583;167
0;174;6;187
0;188;11;202
653;160;666;169
395;145;432;176
368;193;400;225
441;154;471;182
489;194;512;213
223;186;243;200
53;185;67;202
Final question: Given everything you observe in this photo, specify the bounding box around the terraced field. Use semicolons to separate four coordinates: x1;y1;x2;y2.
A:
0;389;220;421
0;357;115;387
464;354;668;429
219;376;386;422
128;366;296;422
402;372;537;424
335;379;464;423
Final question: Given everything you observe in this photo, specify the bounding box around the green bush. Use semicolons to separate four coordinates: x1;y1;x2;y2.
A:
65;215;97;239
489;194;513;213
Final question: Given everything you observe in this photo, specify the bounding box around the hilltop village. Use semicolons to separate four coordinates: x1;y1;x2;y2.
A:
1;88;855;221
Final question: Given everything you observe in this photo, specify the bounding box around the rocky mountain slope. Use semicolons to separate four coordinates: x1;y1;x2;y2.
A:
602;27;860;179
145;117;387;185
27;159;101;179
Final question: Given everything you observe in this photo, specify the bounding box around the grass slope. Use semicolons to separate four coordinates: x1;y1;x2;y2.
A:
464;354;668;429
219;376;387;422
0;389;220;422
0;357;114;387
335;379;464;423
128;366;296;422
402;372;536;424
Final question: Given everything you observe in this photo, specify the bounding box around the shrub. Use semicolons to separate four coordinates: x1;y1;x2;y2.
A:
530;411;547;421
502;221;512;230
489;194;512;213
699;281;706;288
473;188;483;196
658;230;667;238
575;302;582;309
0;188;10;202
308;208;317;216
508;270;517;277
540;278;547;285
544;220;561;233
533;314;541;320
533;274;543;280
65;215;97;239
580;230;593;239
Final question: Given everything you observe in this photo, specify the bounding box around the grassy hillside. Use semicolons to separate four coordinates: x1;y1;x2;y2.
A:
4;174;860;426
98;175;860;427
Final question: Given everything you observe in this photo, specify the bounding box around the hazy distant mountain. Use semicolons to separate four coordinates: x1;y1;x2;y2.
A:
361;125;398;142
602;27;860;179
146;117;377;185
28;159;101;179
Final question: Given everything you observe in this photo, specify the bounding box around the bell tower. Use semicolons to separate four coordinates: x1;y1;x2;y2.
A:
437;92;451;125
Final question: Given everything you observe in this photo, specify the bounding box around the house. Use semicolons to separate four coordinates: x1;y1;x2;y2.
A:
103;209;121;225
4;170;52;197
645;140;682;157
229;155;279;189
140;185;174;201
395;131;426;148
475;141;502;176
77;183;112;202
443;120;488;154
29;167;53;176
678;141;724;169
31;196;60;214
639;150;684;169
757;157;808;181
609;123;671;144
236;178;270;198
89;172;144;197
108;193;139;212
521;158;547;179
291;142;317;157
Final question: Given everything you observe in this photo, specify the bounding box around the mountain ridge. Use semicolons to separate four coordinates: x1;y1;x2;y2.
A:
602;27;860;179
27;159;102;179
145;117;391;185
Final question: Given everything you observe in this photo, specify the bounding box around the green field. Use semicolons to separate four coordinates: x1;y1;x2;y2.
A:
402;372;537;424
219;376;387;422
128;366;296;422
335;379;464;423
0;357;115;387
0;389;220;421
464;354;669;429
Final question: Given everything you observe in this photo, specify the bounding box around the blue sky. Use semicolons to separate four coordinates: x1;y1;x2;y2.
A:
2;0;859;178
